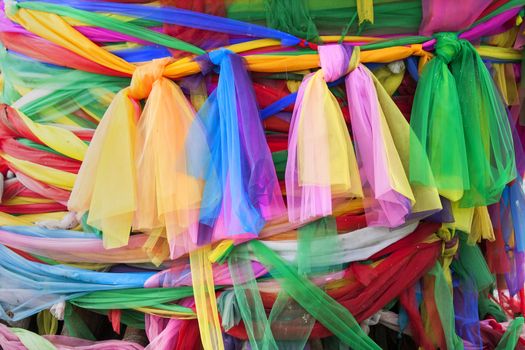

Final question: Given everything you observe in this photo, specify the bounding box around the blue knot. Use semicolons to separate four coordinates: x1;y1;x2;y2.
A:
209;48;235;65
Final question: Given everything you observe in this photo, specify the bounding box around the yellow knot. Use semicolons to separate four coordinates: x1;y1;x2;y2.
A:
437;227;459;287
411;44;426;57
129;57;173;100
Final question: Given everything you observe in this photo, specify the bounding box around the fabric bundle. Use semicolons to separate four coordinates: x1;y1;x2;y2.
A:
0;0;525;349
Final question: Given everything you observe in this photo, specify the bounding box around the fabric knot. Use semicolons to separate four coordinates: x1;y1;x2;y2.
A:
437;227;459;259
411;44;426;57
298;39;319;50
443;236;459;257
318;44;356;82
436;226;453;242
208;48;235;66
129;57;172;100
434;32;461;64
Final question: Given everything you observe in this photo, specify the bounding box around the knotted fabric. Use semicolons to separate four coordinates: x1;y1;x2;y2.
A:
198;48;285;239
193;48;286;350
308;44;441;228
70;58;209;257
133;58;208;259
410;32;515;206
286;44;362;224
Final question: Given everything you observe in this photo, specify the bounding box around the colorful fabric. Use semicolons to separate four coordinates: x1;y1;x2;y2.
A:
0;1;524;349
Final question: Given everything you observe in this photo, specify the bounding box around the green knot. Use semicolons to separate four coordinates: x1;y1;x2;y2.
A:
434;32;461;64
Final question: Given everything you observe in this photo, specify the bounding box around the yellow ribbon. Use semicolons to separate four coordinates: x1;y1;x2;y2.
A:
190;245;224;350
357;0;374;25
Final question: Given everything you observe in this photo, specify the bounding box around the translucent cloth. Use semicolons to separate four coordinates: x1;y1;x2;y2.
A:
0;48;128;125
452;233;495;293
228;0;423;36
371;66;442;219
410;34;469;202
69;56;215;256
11;1;206;55
450;39;516;207
15;0;301;46
286;46;362;224
261;221;419;265
0;323;144;350
1;2;524;349
419;0;492;36
495;317;525;350
189;245;224;350
268;217;341;348
0;226;156;264
70;288;195;317
0;244;153;321
226;224;442;340
399;283;434;350
227;216;345;349
0;221;418;271
488;177;525;296
144;315;183;350
345;62;413;227
264;0;318;41
249;239;380;349
198;49;285;240
228;244;277;350
410;32;516;205
425;262;465;350
68;88;138;249
453;276;482;349
133;63;207;258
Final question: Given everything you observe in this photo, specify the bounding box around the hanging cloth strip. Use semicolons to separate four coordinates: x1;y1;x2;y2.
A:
285;46;362;224
69;57;210;255
132;59;208;259
410;32;516;206
296;44;440;228
197;48;286;241
189;245;224;350
328;44;413;228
